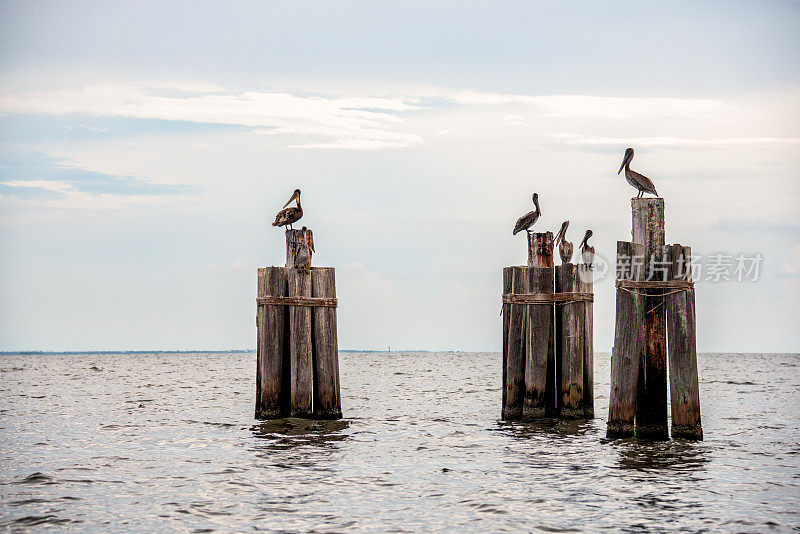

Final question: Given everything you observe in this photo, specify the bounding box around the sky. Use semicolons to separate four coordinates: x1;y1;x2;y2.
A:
0;0;799;352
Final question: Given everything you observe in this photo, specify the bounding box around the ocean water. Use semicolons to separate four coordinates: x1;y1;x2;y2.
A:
0;351;798;532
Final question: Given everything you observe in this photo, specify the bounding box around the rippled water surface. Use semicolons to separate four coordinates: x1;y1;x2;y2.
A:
1;352;799;532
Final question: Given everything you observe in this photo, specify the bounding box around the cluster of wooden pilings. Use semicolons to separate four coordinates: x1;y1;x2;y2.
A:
607;198;702;440
502;232;594;420
255;229;342;420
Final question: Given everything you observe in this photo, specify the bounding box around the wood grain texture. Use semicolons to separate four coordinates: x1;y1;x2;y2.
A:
632;198;668;440
665;244;703;439
503;266;528;420
255;267;287;419
311;267;342;419
524;266;555;419
501;267;511;418
528;231;554;268
578;264;594;418
556;264;584;419
287;268;314;417
607;241;646;438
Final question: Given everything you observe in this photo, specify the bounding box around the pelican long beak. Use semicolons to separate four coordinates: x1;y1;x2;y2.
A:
618;152;631;174
282;191;299;208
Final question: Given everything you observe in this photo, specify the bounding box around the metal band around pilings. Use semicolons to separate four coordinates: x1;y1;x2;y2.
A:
502;292;594;304
616;280;694;290
257;296;338;308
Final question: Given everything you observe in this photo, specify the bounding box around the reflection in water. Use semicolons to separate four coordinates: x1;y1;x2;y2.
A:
613;439;710;472
250;418;350;452
496;417;598;440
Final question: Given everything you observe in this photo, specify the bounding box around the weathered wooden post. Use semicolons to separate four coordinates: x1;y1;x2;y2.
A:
665;244;702;439
503;229;594;421
608;198;702;439
523;232;555;419
502;265;528;420
579;264;594;418
555;263;583;418
607;241;646;437
255;228;342;420
632;198;668;439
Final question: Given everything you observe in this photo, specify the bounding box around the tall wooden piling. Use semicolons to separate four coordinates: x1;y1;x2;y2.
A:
503;265;528;420
555;264;584;418
665;244;703;439
255;267;288;419
631;198;668;440
287;268;314;417
524;236;555;419
579;264;594;418
311;267;342;419
256;227;342;420
608;241;646;438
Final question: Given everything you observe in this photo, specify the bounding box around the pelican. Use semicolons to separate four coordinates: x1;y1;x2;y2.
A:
513;193;541;235
580;230;595;268
294;226;314;271
555;220;573;264
272;189;303;230
618;148;658;198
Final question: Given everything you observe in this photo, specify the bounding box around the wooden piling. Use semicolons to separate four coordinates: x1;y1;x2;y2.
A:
255;267;288;419
665;244;703;439
311;267;342;419
503;265;528;420
555;264;583;418
607;241;646;438
524;265;555;419
501;268;511;417
631;198;668;440
286;228;314;270
528;231;554;268
286;268;314;417
578;264;594;418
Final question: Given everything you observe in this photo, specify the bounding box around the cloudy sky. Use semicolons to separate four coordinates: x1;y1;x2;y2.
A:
1;1;798;352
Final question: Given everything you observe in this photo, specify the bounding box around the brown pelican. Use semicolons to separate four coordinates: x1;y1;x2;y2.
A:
580;230;595;268
555;220;573;264
618;148;658;197
294;226;314;271
513;193;541;235
272;189;303;230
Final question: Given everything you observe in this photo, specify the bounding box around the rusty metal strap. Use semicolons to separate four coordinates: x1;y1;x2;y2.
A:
616;280;694;290
257;296;337;308
502;292;594;304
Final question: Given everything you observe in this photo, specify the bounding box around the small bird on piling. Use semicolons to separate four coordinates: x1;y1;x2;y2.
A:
272;189;303;230
513;193;541;235
618;148;658;198
294;226;314;271
580;230;595;268
555;220;573;264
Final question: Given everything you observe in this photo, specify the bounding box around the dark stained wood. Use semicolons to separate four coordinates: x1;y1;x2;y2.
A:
556;264;584;418
632;198;668;440
578;264;594;418
523;266;555;419
311;267;342;419
528;231;554;268
502;267;512;417
255;267;287;419
665;244;703;439
287;267;314;417
607;241;646;438
503;266;528;420
286;228;314;270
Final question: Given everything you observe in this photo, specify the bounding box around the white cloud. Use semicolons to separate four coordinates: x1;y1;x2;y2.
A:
549;132;800;147
781;246;800;277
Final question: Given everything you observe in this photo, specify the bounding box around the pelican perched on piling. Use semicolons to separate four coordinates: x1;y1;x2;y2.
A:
272;189;303;230
513;193;541;235
580;230;595;268
618;148;658;198
555;220;573;264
